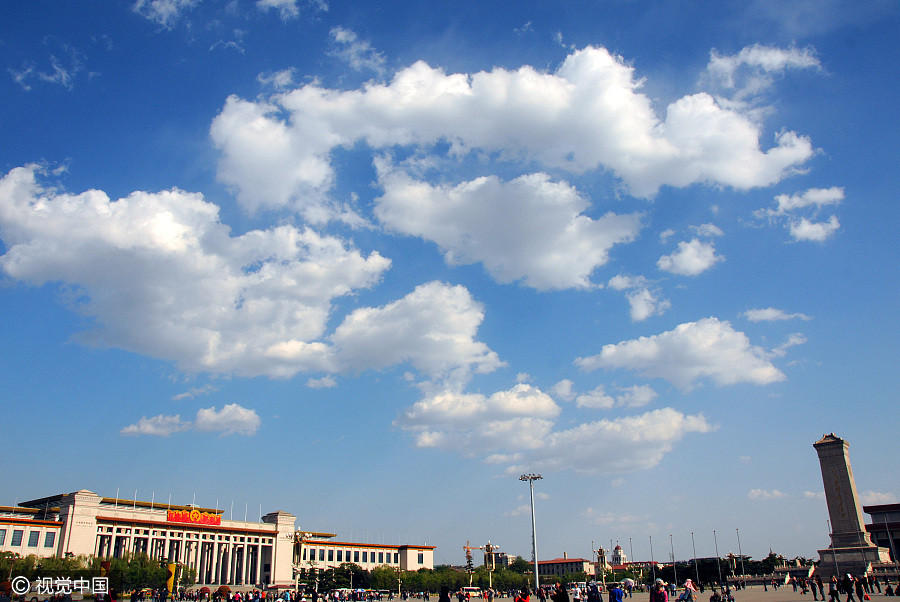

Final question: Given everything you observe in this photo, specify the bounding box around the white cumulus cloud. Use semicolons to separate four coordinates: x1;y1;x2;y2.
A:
121;414;191;437
133;0;197;28
657;239;724;276
329;27;385;75
376;167;642;290
607;274;670;321
748;488;787;500
0;165;400;379
210;46;814;213
789;215;840;242
575;317;785;390
705;44;820;102
575;386;615;409
398;383;712;474
122;403;260;436
195;403;261;435
743;307;811;322
330;281;503;384
756;187;842;242
552;379;576;402
861;491;898;505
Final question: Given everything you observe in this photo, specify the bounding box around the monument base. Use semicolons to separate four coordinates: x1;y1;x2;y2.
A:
816;545;892;580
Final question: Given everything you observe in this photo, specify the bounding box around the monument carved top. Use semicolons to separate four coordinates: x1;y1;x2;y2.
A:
814;432;846;447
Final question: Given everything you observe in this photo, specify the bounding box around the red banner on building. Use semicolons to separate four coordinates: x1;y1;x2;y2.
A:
167;509;221;525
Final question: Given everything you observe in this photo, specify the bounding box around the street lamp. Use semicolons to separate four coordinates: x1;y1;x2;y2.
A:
735;529;745;577
520;473;543;592
713;530;723;587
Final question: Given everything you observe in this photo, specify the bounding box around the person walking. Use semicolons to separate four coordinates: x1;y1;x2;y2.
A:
650;580;668;602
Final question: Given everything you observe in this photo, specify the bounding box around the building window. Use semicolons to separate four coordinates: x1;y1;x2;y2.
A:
0;529;6;545
394;553;398;563
11;530;24;546
418;553;424;564
302;548;307;561
362;552;367;563
378;552;384;563
354;551;359;562
328;549;333;562
45;532;56;548
319;549;324;561
337;550;342;562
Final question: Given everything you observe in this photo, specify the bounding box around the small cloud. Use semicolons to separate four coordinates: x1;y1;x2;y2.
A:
789;215;840;242
690;223;724;238
748;488;786;500
121;414;190;437
195;403;261;436
615;384;657;408
755;187;842;242
658;239;724;276
172;384;218;400
552;379;576;402
506;503;532;517
770;333;807;358
576;385;615;409
608;274;670;322
329;27;385;75
125;404;262;437
306;375;336;388
860;491;898;505
803;490;825;500
743;308;811;322
611;478;625;488
659;229;676;243
516;372;532;383
514;21;534;35
133;0;198;28
739;455;751;464
9;43;85;91
257;68;296;89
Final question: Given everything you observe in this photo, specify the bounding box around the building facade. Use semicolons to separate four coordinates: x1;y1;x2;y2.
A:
864;503;900;562
295;536;435;573
538;555;595;578
1;490;434;589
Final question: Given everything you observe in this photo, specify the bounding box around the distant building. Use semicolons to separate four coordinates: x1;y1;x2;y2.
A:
539;554;595;577
611;545;627;565
295;533;434;573
864;503;900;562
485;550;509;569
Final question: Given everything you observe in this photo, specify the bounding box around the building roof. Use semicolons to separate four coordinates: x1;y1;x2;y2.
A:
864;503;900;513
539;557;591;564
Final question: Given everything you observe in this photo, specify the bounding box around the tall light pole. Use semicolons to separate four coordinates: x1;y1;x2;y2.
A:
713;530;723;587
649;536;656;582
520;474;543;593
670;535;678;587
735;529;745;577
690;532;700;586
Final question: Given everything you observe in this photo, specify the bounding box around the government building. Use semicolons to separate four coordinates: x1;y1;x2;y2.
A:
0;490;435;590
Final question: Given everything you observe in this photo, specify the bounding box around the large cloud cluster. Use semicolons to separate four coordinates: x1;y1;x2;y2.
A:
0;166;500;382
212;46;814;211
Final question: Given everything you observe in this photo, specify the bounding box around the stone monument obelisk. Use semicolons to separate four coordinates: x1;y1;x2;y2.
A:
814;433;890;578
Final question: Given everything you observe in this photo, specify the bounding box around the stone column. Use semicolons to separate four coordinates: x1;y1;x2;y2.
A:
814;433;873;548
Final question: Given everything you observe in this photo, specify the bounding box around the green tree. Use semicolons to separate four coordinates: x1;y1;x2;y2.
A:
508;557;531;574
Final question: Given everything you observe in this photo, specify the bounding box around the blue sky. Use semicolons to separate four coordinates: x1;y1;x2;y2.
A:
2;0;899;567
